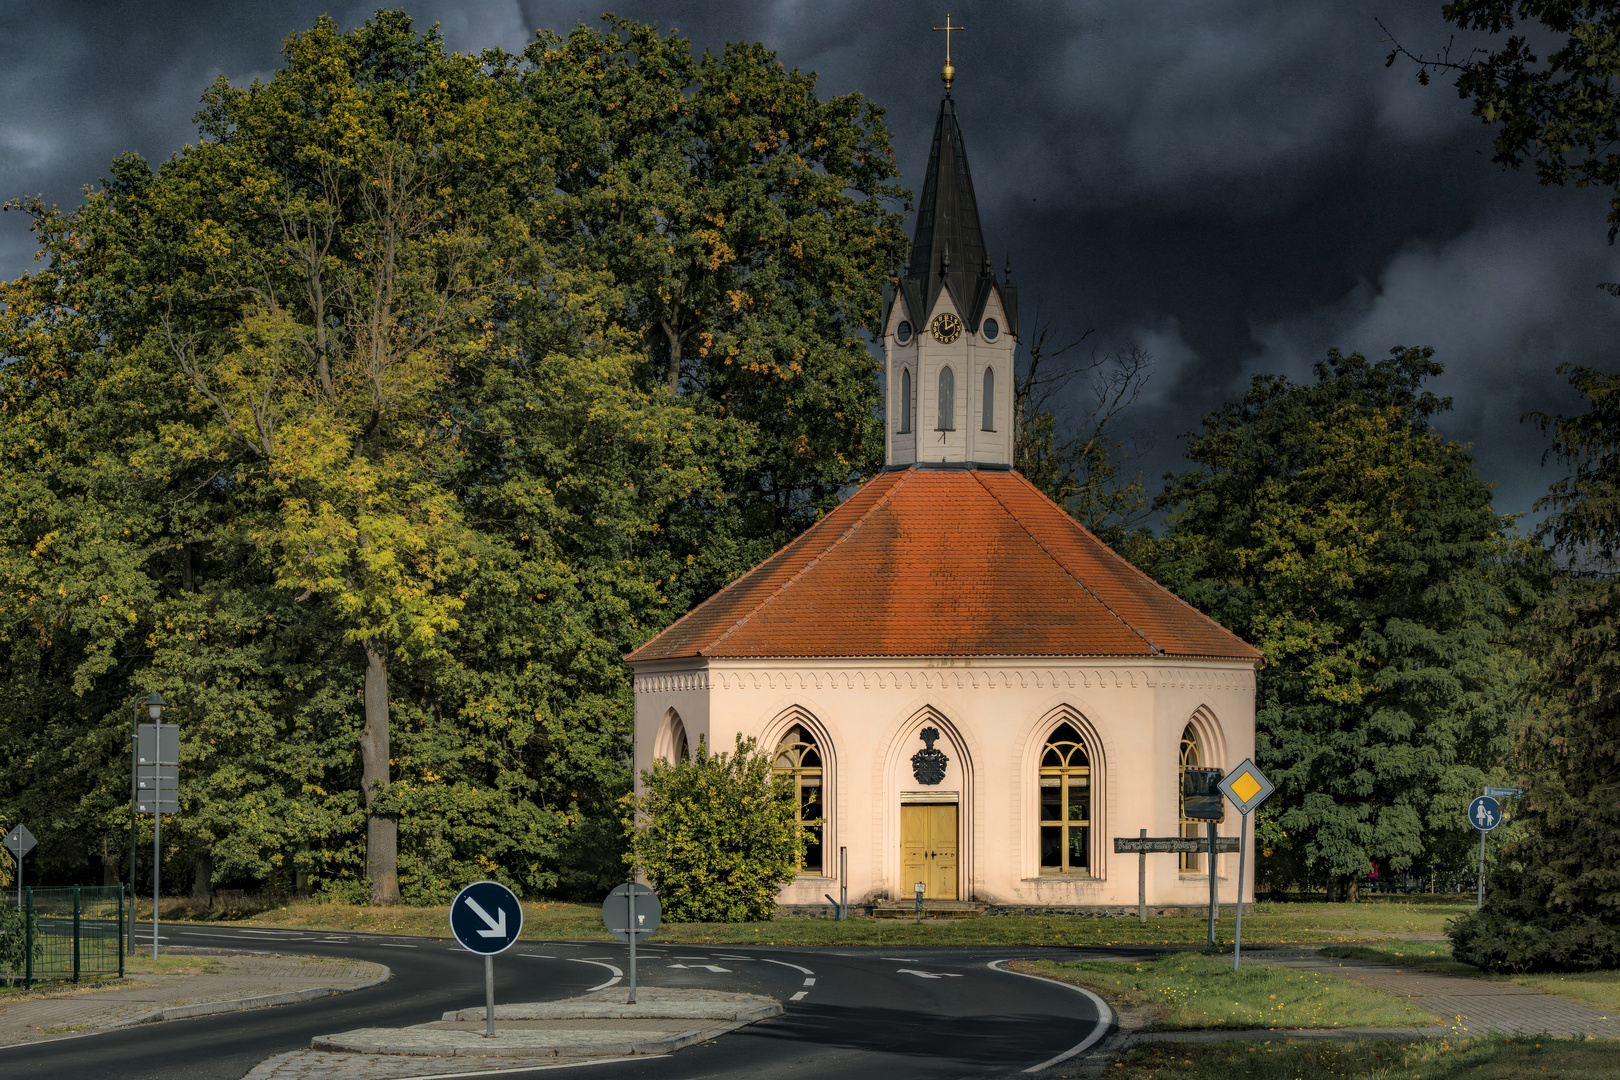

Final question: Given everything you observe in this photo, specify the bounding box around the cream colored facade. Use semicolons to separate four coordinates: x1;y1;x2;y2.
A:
632;656;1256;910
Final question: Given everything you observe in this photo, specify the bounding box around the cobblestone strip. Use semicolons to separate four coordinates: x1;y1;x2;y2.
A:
1242;951;1620;1038
241;1049;591;1079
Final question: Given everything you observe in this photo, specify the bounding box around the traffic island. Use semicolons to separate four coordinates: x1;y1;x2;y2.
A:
309;986;781;1060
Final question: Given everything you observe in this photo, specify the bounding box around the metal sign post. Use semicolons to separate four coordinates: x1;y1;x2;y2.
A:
450;881;525;1038
603;882;660;1006
4;825;35;910
1218;759;1276;973
1467;795;1503;912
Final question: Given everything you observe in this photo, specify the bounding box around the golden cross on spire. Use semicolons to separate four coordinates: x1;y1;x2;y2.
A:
933;14;965;91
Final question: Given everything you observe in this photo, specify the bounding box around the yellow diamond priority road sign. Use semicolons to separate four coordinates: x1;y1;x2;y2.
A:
1219;758;1274;815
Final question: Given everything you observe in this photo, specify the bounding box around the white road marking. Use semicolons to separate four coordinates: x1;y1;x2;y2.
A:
673;956;710;960
761;958;815;975
518;953;558;959
897;969;964;979
667;963;731;973
987;959;1113;1072
717;955;751;960
569;957;623;992
378;943;418;948
790;991;808;1001
802;978;816;986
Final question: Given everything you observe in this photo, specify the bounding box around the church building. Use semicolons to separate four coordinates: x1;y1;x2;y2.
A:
626;60;1262;914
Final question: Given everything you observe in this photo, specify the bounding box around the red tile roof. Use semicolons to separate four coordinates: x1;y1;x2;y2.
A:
626;467;1261;663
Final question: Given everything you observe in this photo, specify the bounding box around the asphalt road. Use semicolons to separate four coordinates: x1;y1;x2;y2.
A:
4;921;1121;1080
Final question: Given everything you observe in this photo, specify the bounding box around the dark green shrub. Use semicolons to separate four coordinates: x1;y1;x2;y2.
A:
624;734;804;922
1450;892;1620;973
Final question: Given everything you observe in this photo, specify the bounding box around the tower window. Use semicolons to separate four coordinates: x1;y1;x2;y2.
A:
937;366;955;431
982;318;999;341
896;320;913;345
900;368;912;434
982;367;995;431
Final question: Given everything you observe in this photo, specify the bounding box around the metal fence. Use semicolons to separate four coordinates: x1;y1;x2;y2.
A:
3;886;124;988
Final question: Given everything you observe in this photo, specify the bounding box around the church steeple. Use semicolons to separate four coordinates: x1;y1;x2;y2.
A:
881;67;1019;472
904;96;1002;332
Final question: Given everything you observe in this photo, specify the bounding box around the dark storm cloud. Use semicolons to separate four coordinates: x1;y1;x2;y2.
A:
1;0;1608;519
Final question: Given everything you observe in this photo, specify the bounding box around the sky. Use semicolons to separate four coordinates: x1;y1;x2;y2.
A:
3;0;1617;524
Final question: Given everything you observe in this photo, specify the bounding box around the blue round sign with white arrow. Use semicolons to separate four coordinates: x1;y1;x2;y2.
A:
1467;796;1503;833
450;880;524;955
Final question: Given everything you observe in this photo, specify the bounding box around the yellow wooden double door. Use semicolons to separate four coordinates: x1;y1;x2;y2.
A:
901;803;959;900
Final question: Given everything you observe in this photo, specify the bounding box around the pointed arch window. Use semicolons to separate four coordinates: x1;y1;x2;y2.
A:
937;366;955;430
981;367;995;431
1179;725;1203;871
1039;722;1090;874
900;368;912;434
773;724;825;874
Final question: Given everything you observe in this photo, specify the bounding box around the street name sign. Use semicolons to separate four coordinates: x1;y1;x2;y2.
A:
1468;796;1503;832
1114;836;1238;854
450;881;524;955
1484;787;1522;800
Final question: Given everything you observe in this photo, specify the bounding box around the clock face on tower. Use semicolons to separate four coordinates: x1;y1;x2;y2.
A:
931;312;962;344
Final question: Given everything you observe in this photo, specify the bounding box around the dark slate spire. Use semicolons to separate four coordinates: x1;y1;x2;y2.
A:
894;96;1013;336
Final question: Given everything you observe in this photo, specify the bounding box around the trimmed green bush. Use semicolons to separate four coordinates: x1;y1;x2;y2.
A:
1450;893;1620;973
624;734;804;922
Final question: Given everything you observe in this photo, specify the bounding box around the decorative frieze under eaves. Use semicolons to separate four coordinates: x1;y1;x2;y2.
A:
633;665;1254;695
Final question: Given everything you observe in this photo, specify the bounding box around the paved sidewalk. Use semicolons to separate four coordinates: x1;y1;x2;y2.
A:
245;987;781;1080
1241;948;1620;1038
0;949;388;1048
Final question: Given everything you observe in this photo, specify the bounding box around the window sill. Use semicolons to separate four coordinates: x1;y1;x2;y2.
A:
1031;872;1094;879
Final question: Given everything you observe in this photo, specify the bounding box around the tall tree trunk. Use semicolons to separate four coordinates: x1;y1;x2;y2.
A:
661;320;682;394
191;854;214;907
359;639;400;905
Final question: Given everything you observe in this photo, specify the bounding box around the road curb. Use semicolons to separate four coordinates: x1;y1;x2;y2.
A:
101;965;393;1029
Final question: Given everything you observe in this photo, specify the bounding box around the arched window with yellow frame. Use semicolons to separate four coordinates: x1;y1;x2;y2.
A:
1179;724;1203;871
1039;722;1091;875
773;725;824;875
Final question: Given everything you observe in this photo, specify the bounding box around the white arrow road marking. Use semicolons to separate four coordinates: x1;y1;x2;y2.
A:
667;963;732;973
462;896;508;938
897;969;964;979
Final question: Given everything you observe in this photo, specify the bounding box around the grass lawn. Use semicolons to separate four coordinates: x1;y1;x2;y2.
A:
1107;1036;1620;1080
1322;943;1620;1015
1011;953;1438;1031
138;895;1474;948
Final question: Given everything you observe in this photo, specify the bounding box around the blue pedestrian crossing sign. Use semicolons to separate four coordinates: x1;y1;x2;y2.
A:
1467;796;1503;833
450;880;524;955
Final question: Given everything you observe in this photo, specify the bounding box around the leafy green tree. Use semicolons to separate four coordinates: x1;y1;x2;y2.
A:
0;12;740;904
624;735;802;922
1450;364;1620;970
503;19;911;588
1152;348;1534;898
